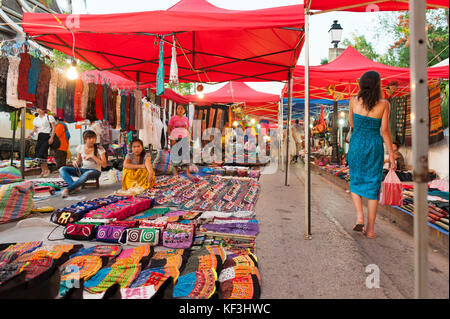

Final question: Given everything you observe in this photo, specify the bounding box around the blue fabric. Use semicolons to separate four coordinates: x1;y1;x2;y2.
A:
156;38;165;96
129;93;135;129
102;84;108;121
27;56;41;95
64;80;75;123
347;113;384;200
120;93;126;130
59;166;101;192
173;272;196;298
84;267;111;290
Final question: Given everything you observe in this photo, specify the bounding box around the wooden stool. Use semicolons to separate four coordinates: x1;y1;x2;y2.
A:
82;176;100;189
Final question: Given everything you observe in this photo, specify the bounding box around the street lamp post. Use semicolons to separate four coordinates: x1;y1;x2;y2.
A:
329;20;343;164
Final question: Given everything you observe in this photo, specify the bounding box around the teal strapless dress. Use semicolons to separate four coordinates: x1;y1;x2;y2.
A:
347;113;384;200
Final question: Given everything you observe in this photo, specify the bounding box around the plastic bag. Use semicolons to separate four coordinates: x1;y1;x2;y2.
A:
378;169;403;206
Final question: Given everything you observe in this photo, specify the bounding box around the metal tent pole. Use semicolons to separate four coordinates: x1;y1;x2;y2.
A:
278;99;283;169
20;107;26;179
304;7;312;239
280;98;284;171
11;110;18;166
285;71;293;186
410;0;429;299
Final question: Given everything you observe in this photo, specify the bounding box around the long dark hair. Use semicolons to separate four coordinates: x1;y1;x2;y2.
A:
83;130;98;156
130;138;146;164
357;71;381;111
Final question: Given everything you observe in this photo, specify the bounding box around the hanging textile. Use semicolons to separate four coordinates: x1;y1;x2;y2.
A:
64;79;76;123
393;96;407;146
388;97;397;142
6;56;26;108
428;83;444;144
0;57;9;108
80;80;89;120
86;82;97;122
27;55;41;103
107;86;114;125
156;37;165;96
46;68;58;113
116;89;121;130
17;51;31;102
169;36;179;87
134;90;143;130
74;79;84;122
35;61;50;110
404;95;412;147
95;82;104;120
125;91;131;131
56;72;67;120
102;83;108;121
120;91;126;131
129;92;136;131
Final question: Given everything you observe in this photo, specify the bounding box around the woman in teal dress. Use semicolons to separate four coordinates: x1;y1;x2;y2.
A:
347;71;396;238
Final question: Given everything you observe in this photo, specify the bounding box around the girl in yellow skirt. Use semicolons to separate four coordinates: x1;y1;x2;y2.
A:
122;139;155;190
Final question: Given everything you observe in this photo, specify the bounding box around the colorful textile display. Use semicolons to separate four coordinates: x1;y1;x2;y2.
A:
173;269;217;299
120;228;160;246
0;181;34;224
0;166;22;184
428;83;444;144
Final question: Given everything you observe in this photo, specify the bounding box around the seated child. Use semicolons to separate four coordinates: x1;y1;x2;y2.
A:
122;138;155;190
60;130;107;198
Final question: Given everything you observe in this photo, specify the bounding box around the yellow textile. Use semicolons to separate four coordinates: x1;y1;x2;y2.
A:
122;168;155;190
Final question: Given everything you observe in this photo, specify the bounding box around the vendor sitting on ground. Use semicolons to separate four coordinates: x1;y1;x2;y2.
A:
385;142;405;171
59;130;107;198
122;138;155;190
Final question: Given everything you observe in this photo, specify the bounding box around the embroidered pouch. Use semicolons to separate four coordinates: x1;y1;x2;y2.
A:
96;225;127;244
120;228;159;246
63;223;97;241
162;223;194;249
51;211;82;226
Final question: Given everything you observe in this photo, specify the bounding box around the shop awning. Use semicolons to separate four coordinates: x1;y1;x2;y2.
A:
306;0;448;13
283;46;450;100
22;0;305;84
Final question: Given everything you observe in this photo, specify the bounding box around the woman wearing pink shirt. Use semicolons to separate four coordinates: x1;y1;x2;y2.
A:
168;104;194;179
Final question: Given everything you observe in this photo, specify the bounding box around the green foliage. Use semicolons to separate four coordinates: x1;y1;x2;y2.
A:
167;82;194;95
50;49;95;72
320;58;329;65
342;34;380;61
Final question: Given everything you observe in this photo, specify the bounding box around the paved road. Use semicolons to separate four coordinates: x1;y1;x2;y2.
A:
255;163;449;299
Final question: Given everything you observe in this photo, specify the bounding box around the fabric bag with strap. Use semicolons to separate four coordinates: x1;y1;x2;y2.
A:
47;115;61;150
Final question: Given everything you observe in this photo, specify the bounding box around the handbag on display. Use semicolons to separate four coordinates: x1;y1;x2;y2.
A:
47;116;61;150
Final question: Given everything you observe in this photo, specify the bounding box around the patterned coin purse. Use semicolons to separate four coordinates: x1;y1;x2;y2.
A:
63;223;97;241
95;225;128;244
119;228;160;246
51;211;82;226
162;223;194;249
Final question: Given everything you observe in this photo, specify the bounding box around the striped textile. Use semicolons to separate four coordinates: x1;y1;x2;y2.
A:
84;257;141;294
0;241;42;267
428;83;444;144
59;255;103;297
152;150;174;175
0;181;34;224
403;95;412;146
0;166;22;185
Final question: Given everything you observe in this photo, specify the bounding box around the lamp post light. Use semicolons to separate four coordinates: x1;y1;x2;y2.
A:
329;20;343;164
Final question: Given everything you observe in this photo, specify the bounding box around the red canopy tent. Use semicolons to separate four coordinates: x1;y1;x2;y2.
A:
187;81;281;122
82;70;189;104
22;0;305;85
282;46;449;100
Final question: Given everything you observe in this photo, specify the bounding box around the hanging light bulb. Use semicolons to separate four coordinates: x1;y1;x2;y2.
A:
198;92;204;99
233;121;239;127
66;60;78;80
250;118;256;125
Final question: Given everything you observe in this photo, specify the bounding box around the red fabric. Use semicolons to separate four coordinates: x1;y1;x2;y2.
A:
22;0;305;83
283;46;450;99
187;82;279;105
95;83;104;120
307;0;448;12
74;79;84;121
17;52;31;101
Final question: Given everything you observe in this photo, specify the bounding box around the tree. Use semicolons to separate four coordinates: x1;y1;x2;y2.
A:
377;9;449;67
342;34;380;61
320;58;329;65
167;82;195;96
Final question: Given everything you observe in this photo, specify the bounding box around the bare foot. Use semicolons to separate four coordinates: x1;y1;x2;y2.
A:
61;189;69;198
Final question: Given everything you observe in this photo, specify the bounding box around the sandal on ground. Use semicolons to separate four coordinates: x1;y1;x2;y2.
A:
61;189;69;198
352;224;364;232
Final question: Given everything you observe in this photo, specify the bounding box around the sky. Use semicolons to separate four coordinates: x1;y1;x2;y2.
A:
56;0;400;95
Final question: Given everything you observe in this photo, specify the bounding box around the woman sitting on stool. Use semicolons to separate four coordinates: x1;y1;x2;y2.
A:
122;138;155;190
59;130;107;198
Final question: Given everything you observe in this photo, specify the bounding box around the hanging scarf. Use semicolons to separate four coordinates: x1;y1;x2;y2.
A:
156;37;165;96
169;36;179;87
